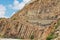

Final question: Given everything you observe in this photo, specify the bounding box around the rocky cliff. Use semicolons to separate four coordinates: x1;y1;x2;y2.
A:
0;0;60;40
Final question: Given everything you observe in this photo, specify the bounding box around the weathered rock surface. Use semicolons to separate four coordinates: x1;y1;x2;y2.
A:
0;0;60;40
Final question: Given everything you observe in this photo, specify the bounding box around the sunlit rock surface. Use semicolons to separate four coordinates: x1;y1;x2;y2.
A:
0;0;60;40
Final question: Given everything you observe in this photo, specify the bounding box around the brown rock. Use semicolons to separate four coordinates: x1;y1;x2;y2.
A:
0;0;60;40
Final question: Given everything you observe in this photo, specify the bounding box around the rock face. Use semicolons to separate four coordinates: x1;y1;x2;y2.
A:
0;0;60;40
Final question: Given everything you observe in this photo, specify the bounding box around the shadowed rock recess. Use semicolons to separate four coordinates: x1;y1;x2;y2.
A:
0;0;60;40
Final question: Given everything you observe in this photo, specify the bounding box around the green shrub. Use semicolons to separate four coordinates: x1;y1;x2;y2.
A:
46;33;54;40
13;18;16;20
30;35;34;39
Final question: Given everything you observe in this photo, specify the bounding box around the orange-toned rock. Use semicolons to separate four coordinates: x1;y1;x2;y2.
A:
0;0;60;40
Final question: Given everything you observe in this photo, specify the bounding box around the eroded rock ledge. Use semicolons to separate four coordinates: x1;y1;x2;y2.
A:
0;0;60;40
